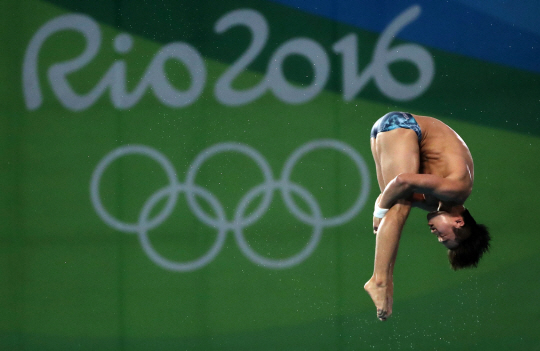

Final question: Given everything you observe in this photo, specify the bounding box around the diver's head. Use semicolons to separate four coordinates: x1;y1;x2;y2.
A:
427;208;491;270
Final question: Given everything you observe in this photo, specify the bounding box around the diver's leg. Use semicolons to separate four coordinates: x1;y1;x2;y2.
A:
365;128;420;320
370;137;385;192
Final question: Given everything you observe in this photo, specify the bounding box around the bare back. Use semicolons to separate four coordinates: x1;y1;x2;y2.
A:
414;115;474;202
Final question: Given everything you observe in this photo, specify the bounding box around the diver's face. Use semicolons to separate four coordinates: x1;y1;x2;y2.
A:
427;211;460;249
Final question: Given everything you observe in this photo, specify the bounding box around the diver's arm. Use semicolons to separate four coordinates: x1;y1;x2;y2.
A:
378;173;466;209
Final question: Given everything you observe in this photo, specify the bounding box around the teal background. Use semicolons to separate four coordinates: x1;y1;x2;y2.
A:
1;0;539;350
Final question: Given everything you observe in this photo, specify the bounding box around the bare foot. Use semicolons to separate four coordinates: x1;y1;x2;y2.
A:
364;278;392;321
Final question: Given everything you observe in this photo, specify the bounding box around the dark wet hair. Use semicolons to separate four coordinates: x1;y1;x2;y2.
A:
448;209;491;270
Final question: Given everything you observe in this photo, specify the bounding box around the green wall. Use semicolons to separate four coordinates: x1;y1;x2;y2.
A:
1;0;539;349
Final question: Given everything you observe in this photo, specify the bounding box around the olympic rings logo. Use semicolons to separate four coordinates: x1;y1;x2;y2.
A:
90;140;370;271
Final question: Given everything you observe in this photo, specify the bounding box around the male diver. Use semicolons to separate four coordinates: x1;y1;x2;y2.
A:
364;111;490;321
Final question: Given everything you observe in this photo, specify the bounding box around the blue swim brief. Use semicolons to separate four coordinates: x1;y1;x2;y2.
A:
370;111;422;142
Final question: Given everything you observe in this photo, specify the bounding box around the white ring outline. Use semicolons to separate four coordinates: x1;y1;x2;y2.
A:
280;139;370;227
138;183;228;272
184;142;274;229
234;182;323;269
90;145;178;233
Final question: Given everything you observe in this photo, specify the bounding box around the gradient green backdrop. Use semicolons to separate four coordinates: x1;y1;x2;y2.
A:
1;0;539;350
